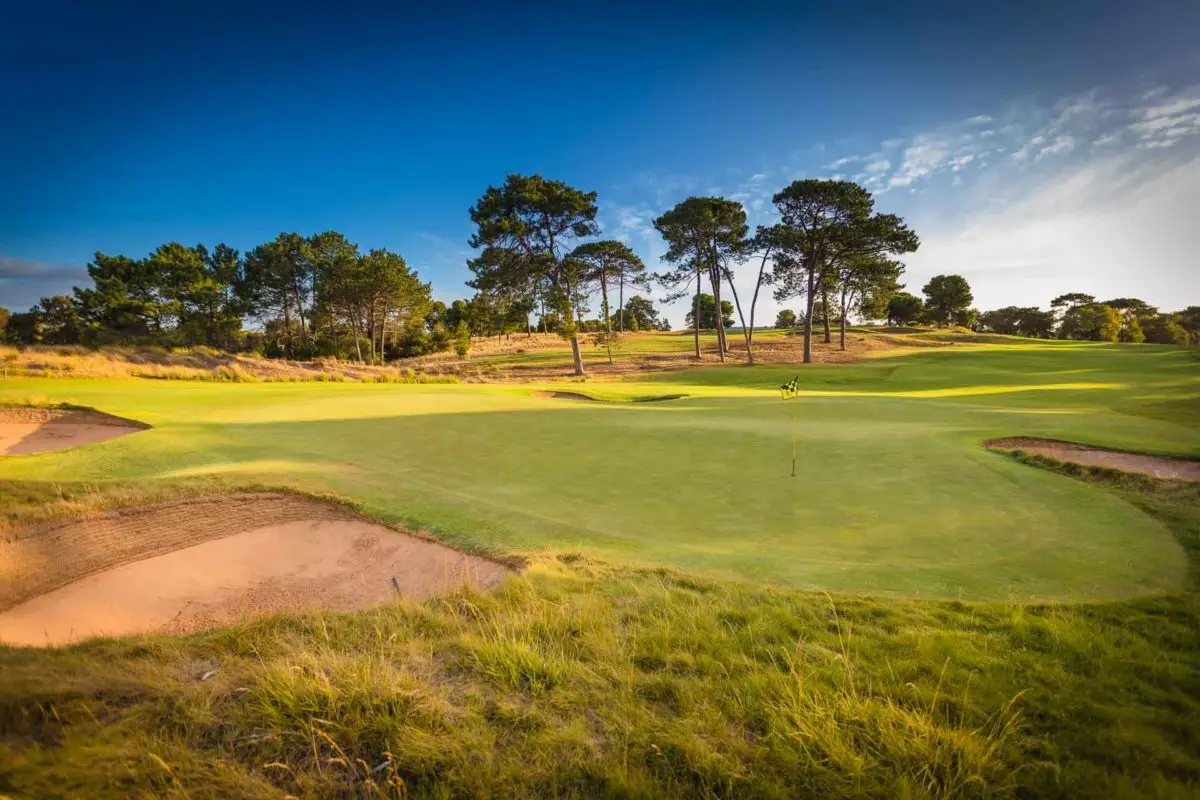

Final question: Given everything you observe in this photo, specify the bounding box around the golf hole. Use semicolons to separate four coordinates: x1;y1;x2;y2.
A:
0;494;513;647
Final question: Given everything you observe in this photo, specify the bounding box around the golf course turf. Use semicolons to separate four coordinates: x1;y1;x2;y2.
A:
1;336;1198;797
2;340;1195;602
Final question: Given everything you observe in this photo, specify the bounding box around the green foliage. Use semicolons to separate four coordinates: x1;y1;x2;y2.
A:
453;323;471;358
1142;313;1190;345
886;292;924;326
615;295;666;332
921;274;973;326
683;294;734;329
1060;303;1122;342
775;308;798;328
770;179;918;361
1119;315;1146;343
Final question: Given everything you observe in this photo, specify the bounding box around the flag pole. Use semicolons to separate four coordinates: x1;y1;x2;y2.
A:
791;393;798;478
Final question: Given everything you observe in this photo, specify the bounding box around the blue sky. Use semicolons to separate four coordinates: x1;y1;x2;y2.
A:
3;0;1199;322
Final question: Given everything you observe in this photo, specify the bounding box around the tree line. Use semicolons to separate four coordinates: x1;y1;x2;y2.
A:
4;173;1196;363
466;175;918;373
869;281;1198;344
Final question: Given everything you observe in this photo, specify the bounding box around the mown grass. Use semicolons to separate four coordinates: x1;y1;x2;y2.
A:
1;466;1198;798
4;341;1197;601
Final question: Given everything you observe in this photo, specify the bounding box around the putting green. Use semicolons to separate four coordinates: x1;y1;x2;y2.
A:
2;341;1196;601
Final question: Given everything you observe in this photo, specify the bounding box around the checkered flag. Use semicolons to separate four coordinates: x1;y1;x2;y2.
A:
779;375;800;399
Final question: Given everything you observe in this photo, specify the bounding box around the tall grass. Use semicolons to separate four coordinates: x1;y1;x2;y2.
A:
0;345;458;384
2;466;1198;797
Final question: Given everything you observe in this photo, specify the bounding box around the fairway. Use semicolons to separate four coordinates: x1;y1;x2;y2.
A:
3;340;1196;602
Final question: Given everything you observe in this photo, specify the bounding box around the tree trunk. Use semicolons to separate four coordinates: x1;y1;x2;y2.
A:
723;266;754;366
570;334;585;375
803;263;815;364
822;287;832;344
693;265;702;359
709;267;727;363
617;275;625;332
745;247;772;364
839;287;850;351
600;273;613;365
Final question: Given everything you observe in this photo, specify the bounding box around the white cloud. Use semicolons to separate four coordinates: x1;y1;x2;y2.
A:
1036;135;1076;160
888;135;954;188
967;115;993;124
863;159;891;173
904;152;1200;311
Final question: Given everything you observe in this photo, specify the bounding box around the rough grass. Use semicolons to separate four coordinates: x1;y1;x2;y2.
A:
0;345;460;384
1;467;1198;798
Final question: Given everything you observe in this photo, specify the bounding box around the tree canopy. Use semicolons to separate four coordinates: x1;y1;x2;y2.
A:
770;179;918;362
468;174;599;375
921;275;973;326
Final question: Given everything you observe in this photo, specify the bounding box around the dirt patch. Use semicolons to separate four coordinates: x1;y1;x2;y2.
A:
0;494;512;646
985;437;1200;482
0;407;148;456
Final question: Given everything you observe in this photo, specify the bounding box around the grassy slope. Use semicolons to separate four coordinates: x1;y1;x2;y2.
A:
2;341;1197;601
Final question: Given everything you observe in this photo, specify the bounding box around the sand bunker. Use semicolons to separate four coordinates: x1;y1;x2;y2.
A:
0;407;148;455
986;437;1200;482
532;391;687;403
0;495;511;647
533;390;597;401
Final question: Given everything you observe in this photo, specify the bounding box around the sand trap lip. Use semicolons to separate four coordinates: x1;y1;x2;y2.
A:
985;437;1200;482
532;390;687;403
0;406;149;455
0;494;512;647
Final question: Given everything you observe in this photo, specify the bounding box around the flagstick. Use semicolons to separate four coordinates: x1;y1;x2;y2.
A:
790;394;799;478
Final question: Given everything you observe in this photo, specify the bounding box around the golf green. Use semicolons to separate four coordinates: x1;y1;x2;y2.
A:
2;340;1196;601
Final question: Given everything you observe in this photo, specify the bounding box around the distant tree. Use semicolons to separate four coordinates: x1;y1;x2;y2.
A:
775;309;798;329
468;174;599;376
5;311;40;344
979;306;1055;338
978;306;1024;335
1178;306;1200;344
833;255;904;349
453;323;471;358
736;224;787;364
33;295;86;344
684;294;734;330
1049;293;1095;337
886;292;924;326
1050;293;1095;312
1119;315;1146;343
1019;308;1056;338
0;307;9;340
240;233;316;357
922;274;973;326
616;295;664;333
653;197;747;362
1103;298;1158;320
1060;303;1121;342
568;241;644;364
1142;313;1190;345
771;179;918;363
